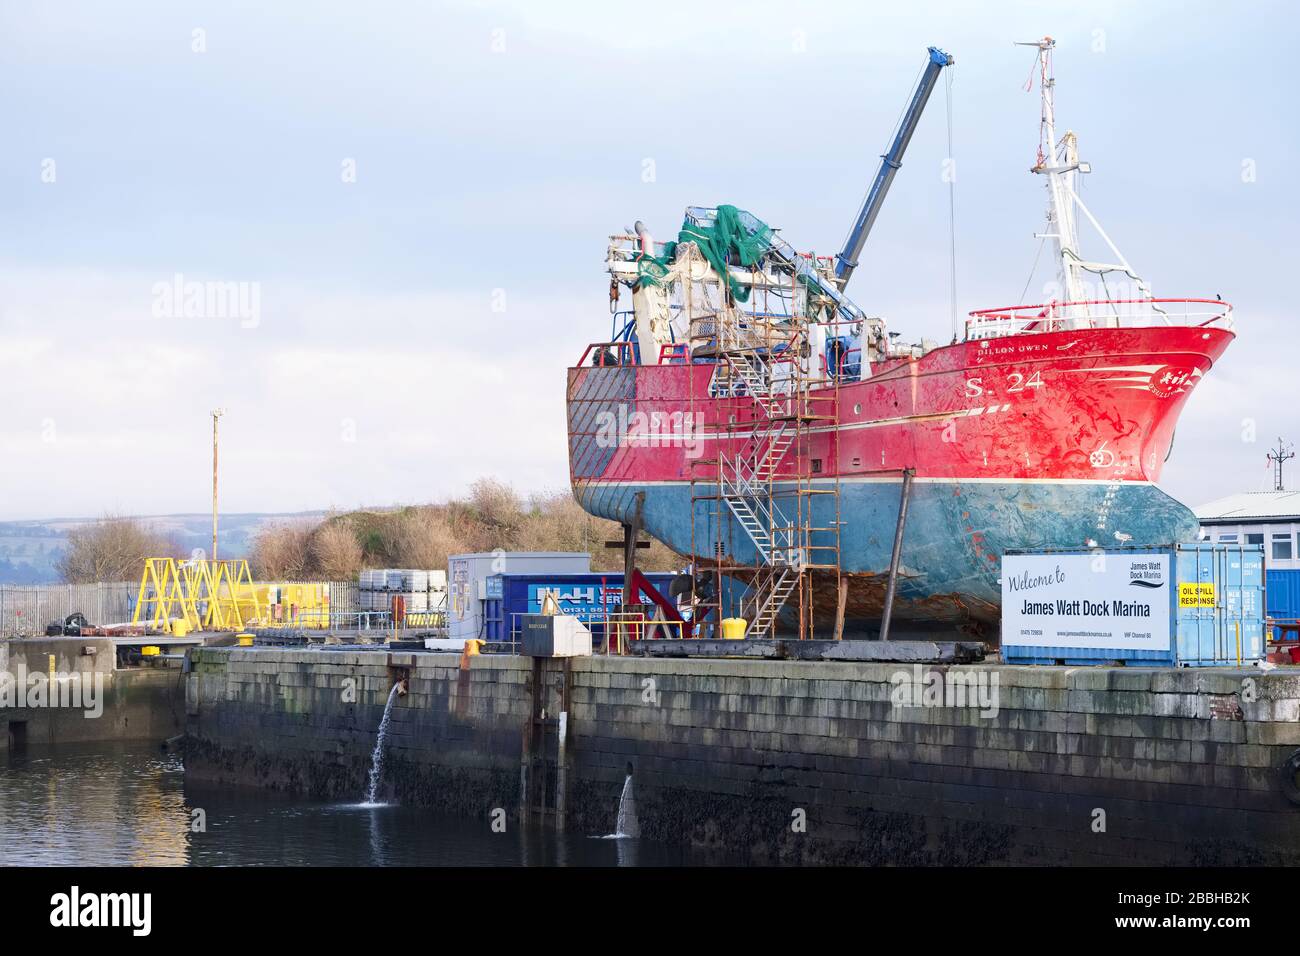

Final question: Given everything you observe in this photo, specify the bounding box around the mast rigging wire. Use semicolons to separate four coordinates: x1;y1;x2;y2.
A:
1018;237;1047;305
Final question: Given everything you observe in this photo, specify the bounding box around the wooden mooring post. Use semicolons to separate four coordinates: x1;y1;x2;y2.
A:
519;657;573;830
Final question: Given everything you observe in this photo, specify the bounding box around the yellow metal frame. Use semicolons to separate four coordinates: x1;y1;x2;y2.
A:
132;557;266;632
603;611;684;655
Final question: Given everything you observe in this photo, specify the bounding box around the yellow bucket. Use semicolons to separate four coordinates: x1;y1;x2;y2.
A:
237;634;255;647
141;645;161;657
171;618;191;637
721;618;748;640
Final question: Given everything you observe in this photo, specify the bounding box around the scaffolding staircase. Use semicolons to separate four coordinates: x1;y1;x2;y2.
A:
577;216;849;643
747;565;802;638
694;313;840;640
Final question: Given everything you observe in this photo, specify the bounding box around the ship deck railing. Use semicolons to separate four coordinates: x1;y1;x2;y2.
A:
576;340;640;367
965;297;1234;340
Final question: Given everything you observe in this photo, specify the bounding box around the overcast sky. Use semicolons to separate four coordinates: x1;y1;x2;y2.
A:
1;0;1295;521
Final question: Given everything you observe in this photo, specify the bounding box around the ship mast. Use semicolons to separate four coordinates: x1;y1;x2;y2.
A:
1018;36;1151;327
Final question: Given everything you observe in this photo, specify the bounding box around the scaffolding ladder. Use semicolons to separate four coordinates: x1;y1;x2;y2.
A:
690;307;841;640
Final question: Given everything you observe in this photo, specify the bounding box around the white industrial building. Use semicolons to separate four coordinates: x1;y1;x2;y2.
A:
1194;491;1300;569
447;552;591;641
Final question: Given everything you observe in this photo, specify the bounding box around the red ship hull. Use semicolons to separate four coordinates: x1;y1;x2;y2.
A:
572;325;1230;485
567;325;1232;634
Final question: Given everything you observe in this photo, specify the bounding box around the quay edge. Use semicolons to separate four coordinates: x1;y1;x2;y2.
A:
183;647;1300;865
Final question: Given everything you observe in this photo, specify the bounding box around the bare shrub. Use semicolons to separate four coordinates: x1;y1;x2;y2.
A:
56;514;176;583
254;480;680;582
250;521;315;579
516;491;601;555
312;520;363;580
386;508;469;571
469;477;523;543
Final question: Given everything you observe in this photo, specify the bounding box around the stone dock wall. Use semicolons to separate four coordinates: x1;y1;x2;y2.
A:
1;638;185;748
183;647;1300;865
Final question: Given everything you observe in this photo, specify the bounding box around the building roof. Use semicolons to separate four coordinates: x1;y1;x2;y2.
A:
1194;491;1300;522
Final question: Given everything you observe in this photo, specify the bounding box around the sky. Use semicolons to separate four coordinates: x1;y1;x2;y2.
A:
1;0;1296;521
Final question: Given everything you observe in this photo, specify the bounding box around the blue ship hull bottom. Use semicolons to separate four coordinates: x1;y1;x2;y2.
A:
576;478;1200;637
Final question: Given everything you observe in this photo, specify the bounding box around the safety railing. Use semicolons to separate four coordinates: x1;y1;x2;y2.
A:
965;297;1234;340
609;309;636;343
658;342;690;364
602;612;684;655
575;340;640;367
831;343;863;381
259;609;393;631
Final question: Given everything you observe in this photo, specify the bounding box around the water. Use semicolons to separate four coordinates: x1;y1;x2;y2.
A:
364;682;401;805
612;774;639;838
0;743;733;866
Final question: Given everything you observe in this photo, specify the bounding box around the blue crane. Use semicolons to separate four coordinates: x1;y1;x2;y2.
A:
834;46;953;289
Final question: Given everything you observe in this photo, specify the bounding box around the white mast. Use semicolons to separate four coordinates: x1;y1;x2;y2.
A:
1017;37;1151;328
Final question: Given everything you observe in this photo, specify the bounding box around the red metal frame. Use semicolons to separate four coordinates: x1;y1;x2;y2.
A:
576;340;639;368
658;342;689;364
626;568;705;640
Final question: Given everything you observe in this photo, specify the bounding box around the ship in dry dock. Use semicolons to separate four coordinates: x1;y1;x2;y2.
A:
565;39;1233;640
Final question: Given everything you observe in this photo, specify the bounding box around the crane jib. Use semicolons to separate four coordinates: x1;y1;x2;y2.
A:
834;45;953;288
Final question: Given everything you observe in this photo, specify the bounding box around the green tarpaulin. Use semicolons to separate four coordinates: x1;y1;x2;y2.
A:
636;205;773;304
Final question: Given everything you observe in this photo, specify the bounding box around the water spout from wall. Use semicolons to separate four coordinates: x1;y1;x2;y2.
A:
614;764;639;838
364;682;402;805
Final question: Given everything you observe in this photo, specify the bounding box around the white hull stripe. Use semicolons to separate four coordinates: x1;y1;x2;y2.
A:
621;402;1016;444
577;476;1153;488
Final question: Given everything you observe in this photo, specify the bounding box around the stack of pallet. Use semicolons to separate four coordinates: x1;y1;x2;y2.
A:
359;569;448;614
428;571;448;612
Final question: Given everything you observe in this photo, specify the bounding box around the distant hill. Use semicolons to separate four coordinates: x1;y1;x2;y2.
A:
3;484;685;585
0;512;327;584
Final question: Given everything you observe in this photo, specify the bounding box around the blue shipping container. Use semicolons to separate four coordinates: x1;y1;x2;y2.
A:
1002;543;1264;667
1266;568;1300;640
483;572;677;642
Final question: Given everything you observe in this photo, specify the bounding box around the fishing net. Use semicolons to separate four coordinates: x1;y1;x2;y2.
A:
636;204;773;304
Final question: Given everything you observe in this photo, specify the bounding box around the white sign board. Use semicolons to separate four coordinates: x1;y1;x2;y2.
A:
1001;552;1171;651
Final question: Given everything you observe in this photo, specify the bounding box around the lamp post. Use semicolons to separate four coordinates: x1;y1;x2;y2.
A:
211;409;225;561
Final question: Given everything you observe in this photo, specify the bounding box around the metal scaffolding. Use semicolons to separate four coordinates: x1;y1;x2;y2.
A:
685;278;843;640
567;207;871;642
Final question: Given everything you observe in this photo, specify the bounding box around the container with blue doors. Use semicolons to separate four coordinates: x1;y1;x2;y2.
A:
1001;543;1264;666
1266;568;1300;640
483;572;677;643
